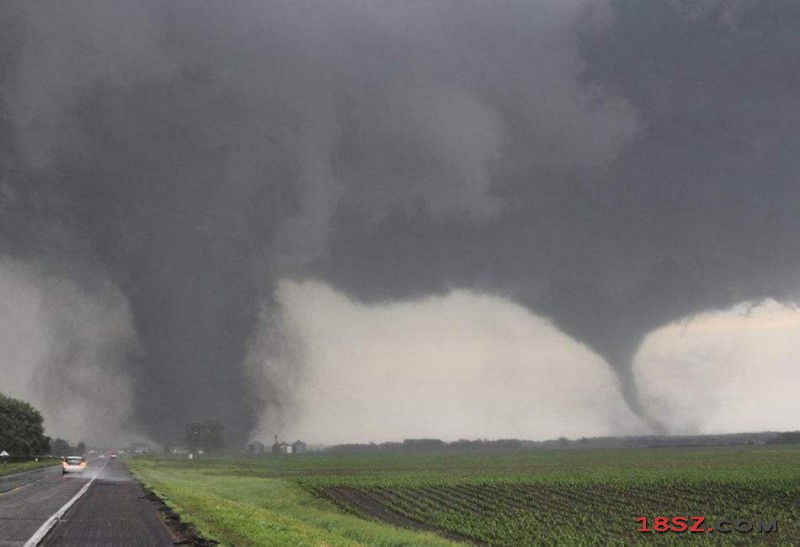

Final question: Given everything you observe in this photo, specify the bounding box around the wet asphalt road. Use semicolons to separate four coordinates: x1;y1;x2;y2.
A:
0;459;174;546
0;465;81;546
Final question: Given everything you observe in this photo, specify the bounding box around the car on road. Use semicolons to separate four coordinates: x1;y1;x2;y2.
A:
62;456;86;474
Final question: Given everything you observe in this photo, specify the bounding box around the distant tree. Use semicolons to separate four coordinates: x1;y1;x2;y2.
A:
0;393;50;459
51;438;71;456
766;431;800;445
402;438;445;451
76;441;87;455
185;420;225;453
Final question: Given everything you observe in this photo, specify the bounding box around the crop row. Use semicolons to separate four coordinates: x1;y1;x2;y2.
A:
315;480;800;544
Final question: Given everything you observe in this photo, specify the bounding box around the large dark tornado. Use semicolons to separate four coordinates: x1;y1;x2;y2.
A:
2;0;800;442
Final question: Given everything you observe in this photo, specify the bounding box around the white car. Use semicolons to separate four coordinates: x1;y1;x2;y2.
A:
62;456;86;474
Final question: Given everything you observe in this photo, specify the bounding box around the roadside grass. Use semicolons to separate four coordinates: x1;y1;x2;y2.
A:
128;459;457;546
0;459;59;477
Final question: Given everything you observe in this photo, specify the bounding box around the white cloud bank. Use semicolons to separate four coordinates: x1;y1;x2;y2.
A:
258;281;643;444
637;300;800;434
254;283;800;445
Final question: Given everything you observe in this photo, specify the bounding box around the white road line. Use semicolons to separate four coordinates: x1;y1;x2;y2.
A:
23;460;109;547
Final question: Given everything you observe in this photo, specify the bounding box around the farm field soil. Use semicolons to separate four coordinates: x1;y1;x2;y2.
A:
129;446;800;545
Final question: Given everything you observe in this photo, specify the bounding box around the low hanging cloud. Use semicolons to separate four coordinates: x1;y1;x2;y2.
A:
1;0;799;443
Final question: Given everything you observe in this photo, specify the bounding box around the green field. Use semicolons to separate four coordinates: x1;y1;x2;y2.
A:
129;446;800;545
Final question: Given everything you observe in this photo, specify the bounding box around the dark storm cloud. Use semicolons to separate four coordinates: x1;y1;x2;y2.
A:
313;0;800;429
1;0;799;440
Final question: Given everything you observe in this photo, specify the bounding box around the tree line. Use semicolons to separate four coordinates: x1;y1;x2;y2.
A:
0;392;50;459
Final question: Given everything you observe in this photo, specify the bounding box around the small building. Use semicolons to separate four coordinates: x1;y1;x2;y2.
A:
272;435;305;455
248;440;265;455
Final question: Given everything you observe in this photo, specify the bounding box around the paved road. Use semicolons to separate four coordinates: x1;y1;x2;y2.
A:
41;459;175;546
0;459;175;546
0;466;86;546
1;467;61;495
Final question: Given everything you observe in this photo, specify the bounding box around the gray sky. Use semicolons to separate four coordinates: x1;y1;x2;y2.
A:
1;0;799;444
